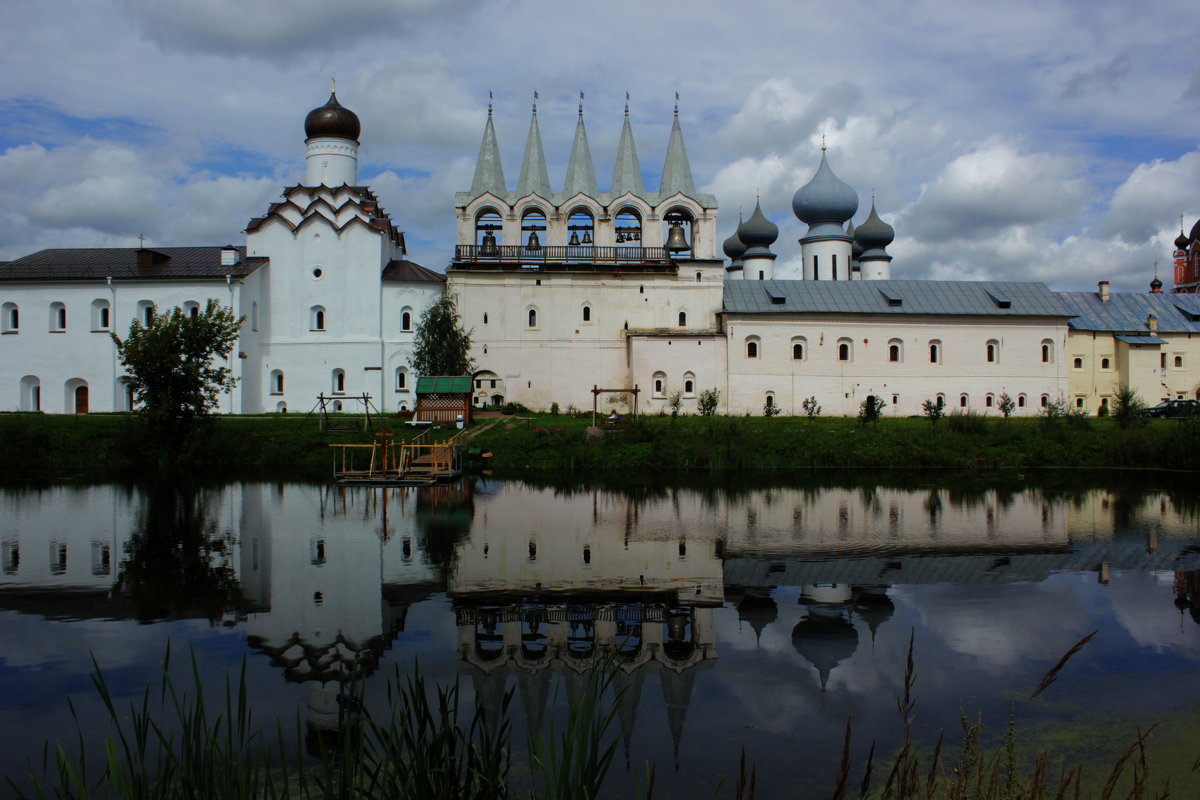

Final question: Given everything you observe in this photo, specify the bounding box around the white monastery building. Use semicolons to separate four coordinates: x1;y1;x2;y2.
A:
3;91;1200;416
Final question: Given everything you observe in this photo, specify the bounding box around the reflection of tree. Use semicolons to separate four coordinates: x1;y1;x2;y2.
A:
116;482;242;622
416;483;475;580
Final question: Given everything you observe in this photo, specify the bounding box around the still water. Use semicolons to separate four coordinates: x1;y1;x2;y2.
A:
1;474;1198;796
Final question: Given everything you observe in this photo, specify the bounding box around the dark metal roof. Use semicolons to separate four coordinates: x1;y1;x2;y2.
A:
381;259;445;283
1057;291;1200;333
723;280;1070;317
1115;334;1168;345
0;246;259;282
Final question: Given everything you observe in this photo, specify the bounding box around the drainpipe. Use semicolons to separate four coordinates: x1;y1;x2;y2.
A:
107;276;117;410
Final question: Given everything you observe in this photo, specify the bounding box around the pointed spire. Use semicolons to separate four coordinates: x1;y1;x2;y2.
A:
611;93;645;197
469;92;507;197
563;92;598;197
659;95;696;198
517;92;552;198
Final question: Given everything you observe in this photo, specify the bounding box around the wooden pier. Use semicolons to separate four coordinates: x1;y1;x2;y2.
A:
330;425;467;485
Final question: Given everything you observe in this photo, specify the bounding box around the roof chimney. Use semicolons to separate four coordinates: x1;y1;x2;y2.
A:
1098;280;1110;302
1147;313;1158;332
220;245;238;266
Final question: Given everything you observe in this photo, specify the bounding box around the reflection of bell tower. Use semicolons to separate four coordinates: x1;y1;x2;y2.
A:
792;584;859;694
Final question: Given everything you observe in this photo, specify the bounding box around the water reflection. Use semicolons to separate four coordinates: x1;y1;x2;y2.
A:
2;475;1199;794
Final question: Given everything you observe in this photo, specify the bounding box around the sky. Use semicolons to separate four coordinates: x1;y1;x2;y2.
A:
1;0;1198;291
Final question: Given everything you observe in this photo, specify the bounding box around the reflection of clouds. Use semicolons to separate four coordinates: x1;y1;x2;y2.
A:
0;615;225;673
899;580;1097;671
1106;572;1200;658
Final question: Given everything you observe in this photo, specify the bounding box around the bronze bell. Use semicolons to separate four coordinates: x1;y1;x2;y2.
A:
527;231;541;251
665;223;689;252
569;231;580;246
480;230;498;256
616;231;626;243
582;231;592;244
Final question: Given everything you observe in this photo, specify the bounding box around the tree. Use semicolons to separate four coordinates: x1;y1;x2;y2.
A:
922;398;944;426
802;396;821;420
113;300;242;450
411;292;473;377
697;388;720;416
858;395;885;427
998;392;1015;418
1112;384;1147;429
668;390;683;420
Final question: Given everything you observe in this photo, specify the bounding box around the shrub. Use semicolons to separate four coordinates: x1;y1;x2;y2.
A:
697;388;720;416
668;391;683;420
549;402;560;416
922;398;944;426
947;408;987;434
858;396;885;427
1112;384;1146;429
802;396;821;420
998;392;1015;418
763;401;780;418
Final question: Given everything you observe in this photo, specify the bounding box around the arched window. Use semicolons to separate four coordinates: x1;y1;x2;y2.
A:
695;271;702;283
889;339;903;363
745;337;760;359
183;301;200;318
985;394;995;408
1041;339;1054;364
521;208;547;250
67;379;89;414
332;369;346;394
475;209;503;253
270;370;284;395
652;371;667;397
527;307;538;328
483;312;488;324
137;300;154;327
251;301;259;331
19;376;40;411
1;302;18;333
792;338;806;360
683;372;696;396
1101;357;1110;370
960;393;969;408
929;340;942;364
311;305;326;331
936;394;945;408
401;309;412;331
566;208;595;252
1174;355;1183;368
986;340;999;364
1018;394;1027;408
396;367;408;391
837;338;852;362
1040;394;1049;407
50;302;66;332
91;299;110;331
765;393;775;409
1072;357;1083;369
582;305;591;322
678;311;687;327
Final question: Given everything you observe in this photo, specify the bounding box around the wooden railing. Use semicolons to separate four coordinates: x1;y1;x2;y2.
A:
453;244;673;265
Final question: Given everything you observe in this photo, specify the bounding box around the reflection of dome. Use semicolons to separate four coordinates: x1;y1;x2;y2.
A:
736;591;779;643
305;92;361;141
791;606;859;690
852;586;894;639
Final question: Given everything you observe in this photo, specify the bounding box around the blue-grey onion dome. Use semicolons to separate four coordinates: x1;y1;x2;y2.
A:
847;222;863;260
739;201;779;248
305;92;361;141
792;151;858;225
1176;230;1191;250
723;226;747;260
854;203;895;250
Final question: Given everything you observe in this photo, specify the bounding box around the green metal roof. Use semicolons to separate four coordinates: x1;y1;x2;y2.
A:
416;376;472;394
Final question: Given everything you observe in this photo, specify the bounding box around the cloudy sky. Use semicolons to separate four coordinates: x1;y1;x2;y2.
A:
1;0;1198;291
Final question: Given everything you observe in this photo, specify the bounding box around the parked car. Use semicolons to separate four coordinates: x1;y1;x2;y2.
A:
1146;399;1200;418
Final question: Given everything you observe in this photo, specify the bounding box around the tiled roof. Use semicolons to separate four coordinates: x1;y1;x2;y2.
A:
381;259;445;282
1058;291;1200;333
0;246;259;282
723;280;1070;317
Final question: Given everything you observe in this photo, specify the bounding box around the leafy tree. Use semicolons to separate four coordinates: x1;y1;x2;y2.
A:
411;293;473;377
668;390;683;420
763;399;781;418
802;396;821;420
697;388;720;416
998;392;1015;418
922;398;944;426
1112;384;1147;429
112;300;242;451
858;395;886;427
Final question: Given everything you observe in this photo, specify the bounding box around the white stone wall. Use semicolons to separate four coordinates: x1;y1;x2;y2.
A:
1067;330;1200;413
1;279;243;413
724;313;1068;416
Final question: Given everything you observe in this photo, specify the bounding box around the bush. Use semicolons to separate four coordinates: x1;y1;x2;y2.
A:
858;395;885;427
802;396;821;419
998;392;1015;418
922;399;944;426
499;402;530;415
947;409;987;434
1112;384;1146;429
549;402;560;416
668;391;683;420
697;388;720;417
763;401;781;418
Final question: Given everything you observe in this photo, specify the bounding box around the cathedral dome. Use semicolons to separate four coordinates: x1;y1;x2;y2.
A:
792;151;858;226
854;203;895;251
847;222;863;260
305;92;361;141
739;201;779;248
722;225;747;261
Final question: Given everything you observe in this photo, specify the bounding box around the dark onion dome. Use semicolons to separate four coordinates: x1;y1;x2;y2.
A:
854;202;895;252
305;92;361;141
1176;230;1192;250
739;200;779;248
793;151;858;227
1151;276;1163;292
847;221;863;260
722;225;747;261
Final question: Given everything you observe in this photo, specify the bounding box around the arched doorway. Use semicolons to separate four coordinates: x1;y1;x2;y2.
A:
73;384;89;414
474;370;504;407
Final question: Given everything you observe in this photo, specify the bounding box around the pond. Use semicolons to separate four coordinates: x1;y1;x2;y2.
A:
1;473;1198;796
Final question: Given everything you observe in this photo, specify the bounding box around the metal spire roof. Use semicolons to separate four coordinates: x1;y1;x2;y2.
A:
658;98;696;197
516;95;552;198
610;96;645;196
562;94;598;198
469;97;507;197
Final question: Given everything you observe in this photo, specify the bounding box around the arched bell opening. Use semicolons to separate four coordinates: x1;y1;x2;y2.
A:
615;603;643;662
520;606;548;661
521;208;547;251
566;208;595;257
663;207;695;256
614;208;642;246
474;609;505;663
565;605;596;660
662;607;697;662
475;209;502;256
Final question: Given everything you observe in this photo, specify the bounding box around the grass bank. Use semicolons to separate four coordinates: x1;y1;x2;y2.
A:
1;411;1198;480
